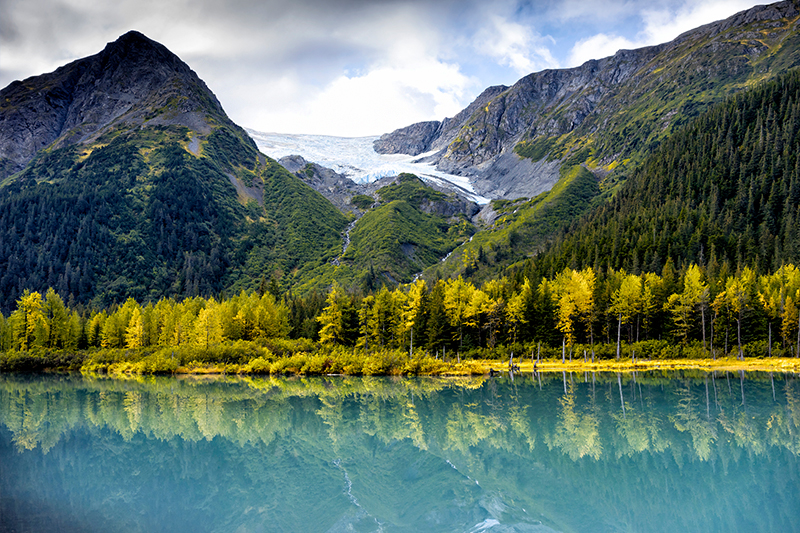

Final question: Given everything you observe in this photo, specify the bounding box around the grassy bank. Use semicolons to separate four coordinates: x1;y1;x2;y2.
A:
2;339;799;376
491;357;800;375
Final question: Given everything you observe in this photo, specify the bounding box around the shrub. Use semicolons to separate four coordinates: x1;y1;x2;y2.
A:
240;356;272;374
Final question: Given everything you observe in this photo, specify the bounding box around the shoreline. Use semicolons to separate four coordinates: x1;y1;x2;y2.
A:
123;356;800;376
476;357;800;375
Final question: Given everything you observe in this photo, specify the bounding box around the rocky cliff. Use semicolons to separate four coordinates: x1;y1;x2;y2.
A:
375;0;800;199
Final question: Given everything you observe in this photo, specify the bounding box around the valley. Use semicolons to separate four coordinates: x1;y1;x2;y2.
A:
2;2;800;372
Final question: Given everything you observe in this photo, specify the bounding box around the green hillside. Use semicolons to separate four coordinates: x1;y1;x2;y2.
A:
0;124;347;311
529;68;800;278
426;165;600;282
297;174;474;292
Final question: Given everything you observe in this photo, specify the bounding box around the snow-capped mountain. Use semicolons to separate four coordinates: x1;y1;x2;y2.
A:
247;129;489;204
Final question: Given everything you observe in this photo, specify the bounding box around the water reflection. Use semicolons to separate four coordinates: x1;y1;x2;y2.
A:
0;372;798;532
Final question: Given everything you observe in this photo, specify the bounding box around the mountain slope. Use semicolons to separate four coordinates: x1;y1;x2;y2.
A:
295;174;476;293
527;68;800;277
376;0;800;200
0;32;347;311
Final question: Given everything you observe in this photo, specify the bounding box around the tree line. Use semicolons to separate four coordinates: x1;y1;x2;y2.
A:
2;261;799;361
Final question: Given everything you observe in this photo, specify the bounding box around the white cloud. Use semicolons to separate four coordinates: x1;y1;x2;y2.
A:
474;15;558;74
2;0;768;136
639;0;756;44
568;33;639;67
566;0;759;66
246;57;474;137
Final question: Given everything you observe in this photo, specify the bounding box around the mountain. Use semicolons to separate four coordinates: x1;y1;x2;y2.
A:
528;68;800;278
427;65;800;287
0;31;235;180
376;0;800;200
0;31;347;311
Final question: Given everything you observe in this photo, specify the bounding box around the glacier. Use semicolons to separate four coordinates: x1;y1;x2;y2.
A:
247;129;489;204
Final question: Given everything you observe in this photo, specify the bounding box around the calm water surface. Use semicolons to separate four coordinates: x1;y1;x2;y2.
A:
0;371;798;532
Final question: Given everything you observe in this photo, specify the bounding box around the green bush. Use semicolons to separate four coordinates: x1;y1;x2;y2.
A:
240;356;273;374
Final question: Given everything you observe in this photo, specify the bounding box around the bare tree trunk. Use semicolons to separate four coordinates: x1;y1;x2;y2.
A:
768;323;771;358
710;311;715;360
637;315;640;343
737;314;743;361
616;313;622;361
701;303;706;352
725;329;728;358
562;337;566;364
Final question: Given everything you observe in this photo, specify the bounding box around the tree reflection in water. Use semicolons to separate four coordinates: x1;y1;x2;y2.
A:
0;372;798;532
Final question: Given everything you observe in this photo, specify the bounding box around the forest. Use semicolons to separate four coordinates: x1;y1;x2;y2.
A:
3;57;800;376
1;260;799;374
534;70;800;276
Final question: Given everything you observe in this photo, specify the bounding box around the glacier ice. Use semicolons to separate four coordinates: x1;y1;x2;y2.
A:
247;129;489;204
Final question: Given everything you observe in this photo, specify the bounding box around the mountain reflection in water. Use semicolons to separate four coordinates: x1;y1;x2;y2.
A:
0;371;798;532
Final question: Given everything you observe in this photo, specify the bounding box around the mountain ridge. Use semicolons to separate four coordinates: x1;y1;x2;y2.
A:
376;0;800;199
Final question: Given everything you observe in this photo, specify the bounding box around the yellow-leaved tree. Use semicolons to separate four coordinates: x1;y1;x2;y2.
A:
713;267;755;360
610;272;642;359
551;268;595;362
443;276;475;353
11;290;44;351
318;282;348;345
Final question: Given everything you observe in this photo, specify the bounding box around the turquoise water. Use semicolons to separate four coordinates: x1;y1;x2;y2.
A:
0;371;798;532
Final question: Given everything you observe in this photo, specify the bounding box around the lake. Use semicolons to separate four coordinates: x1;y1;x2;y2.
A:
0;371;798;532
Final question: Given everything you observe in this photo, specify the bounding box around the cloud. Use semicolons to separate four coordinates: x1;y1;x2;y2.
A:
247;53;474;136
638;0;757;44
473;15;558;74
568;33;639;67
1;0;767;136
566;0;758;66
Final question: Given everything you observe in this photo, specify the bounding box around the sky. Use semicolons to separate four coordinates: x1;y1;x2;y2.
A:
0;0;766;137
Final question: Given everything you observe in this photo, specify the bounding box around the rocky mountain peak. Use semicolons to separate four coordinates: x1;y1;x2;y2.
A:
0;31;229;179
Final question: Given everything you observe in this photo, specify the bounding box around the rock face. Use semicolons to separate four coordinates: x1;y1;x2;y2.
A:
0;30;241;179
374;85;507;159
375;0;800;199
279;155;366;214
